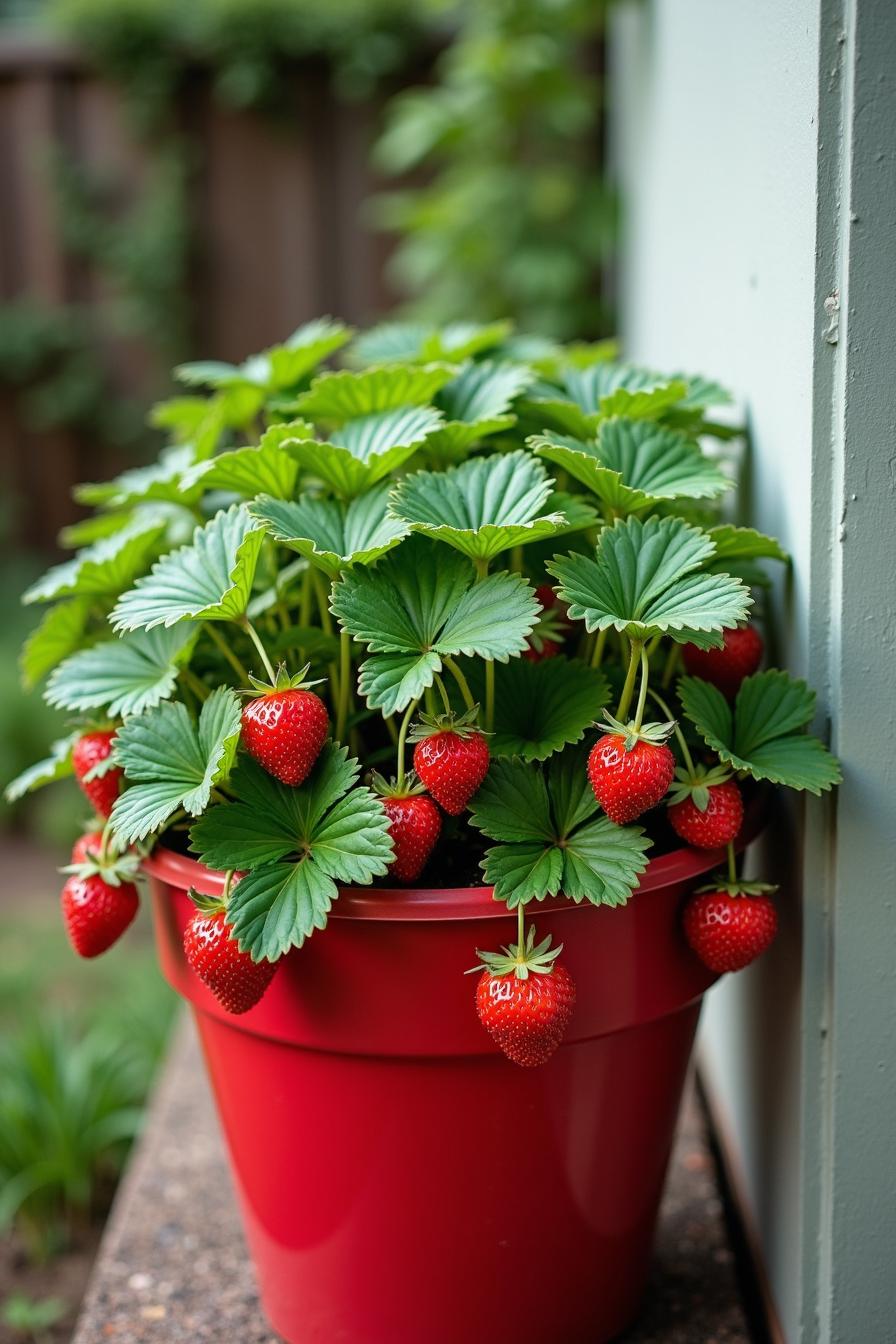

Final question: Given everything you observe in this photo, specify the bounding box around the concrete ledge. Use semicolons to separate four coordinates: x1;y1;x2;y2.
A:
73;1015;751;1343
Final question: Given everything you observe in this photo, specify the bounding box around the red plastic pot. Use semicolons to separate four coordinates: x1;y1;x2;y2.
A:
147;835;739;1344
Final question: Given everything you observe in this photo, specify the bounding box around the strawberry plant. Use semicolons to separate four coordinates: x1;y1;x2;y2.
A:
7;318;840;1061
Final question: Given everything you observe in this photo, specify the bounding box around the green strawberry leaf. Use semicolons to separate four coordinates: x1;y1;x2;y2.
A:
20;599;92;688
469;749;651;907
531;418;731;513
349;320;511;367
110;504;266;632
678;671;841;794
547;515;752;649
420;321;513;362
251;484;409;577
75;445;201;510
462;658;610;761
283;405;443;498
348;321;430;366
174;359;249;389
5;732;78;803
421;360;533;462
264;318;353;390
706;525;790;564
190;745;392;961
389;450;587;562
331;537;539;714
295;364;455;423
436;359;533;423
23;522;167;606
110;686;241;842
181;422;310;499
46;625;197;717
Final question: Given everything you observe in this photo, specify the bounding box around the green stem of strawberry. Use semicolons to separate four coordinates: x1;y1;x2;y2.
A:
632;646;650;733
181;667;210;702
299;564;312;627
590;627;608;669
615;639;643;720
311;569;334;635
660;641;680;688
485;660;495;734
647;688;695;772
395;698;419;789
517;903;525;958
727;842;737;885
241;619;277;685
434;673;452;715
473;559;495;733
99;817;115;865
310;568;339;706
442;657;476;713
336;630;352;743
206;624;250;683
222;869;234;906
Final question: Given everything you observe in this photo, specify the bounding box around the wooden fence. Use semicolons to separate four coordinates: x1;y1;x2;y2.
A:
0;34;413;550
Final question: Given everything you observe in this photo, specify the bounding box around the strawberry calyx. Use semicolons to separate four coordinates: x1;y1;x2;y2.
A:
407;705;487;742
696;878;778;898
526;603;569;654
667;763;733;811
241;661;325;698
61;847;140;888
470;926;563;982
187;888;229;917
369;769;427;801
599;710;676;753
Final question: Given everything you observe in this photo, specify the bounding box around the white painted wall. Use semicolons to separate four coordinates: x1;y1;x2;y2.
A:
611;5;822;1338
613;6;896;1342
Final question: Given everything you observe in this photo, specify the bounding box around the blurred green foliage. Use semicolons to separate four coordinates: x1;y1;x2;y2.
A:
50;0;450;122
1;1292;67;1340
0;892;175;1259
0;554;83;842
374;0;613;338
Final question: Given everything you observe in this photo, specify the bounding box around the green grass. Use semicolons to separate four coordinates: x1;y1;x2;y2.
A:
0;883;176;1259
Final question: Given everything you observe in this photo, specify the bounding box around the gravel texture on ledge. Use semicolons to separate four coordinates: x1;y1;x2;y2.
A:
73;1014;750;1344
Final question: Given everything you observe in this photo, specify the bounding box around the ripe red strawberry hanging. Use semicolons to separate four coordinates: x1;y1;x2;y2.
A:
71;829;106;865
72;730;123;818
241;663;329;787
523;584;571;662
667;768;744;850
60;839;141;958
682;624;763;699
371;772;442;883
587;713;676;824
472;926;576;1067
683;882;778;973
410;709;490;815
71;828;130;865
183;889;277;1015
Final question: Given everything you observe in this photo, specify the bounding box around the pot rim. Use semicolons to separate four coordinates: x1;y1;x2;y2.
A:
143;794;767;922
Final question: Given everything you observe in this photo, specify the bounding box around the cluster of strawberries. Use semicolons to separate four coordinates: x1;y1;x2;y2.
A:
62;608;775;1070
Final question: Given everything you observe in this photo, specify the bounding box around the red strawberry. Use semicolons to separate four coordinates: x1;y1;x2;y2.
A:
373;776;442;883
523;585;570;662
61;872;139;958
683;888;778;973
72;731;123;818
682;624;763;699
474;929;576;1067
588;729;675;824
668;778;744;850
71;829;106;865
183;903;276;1015
241;666;329;787
411;711;490;815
